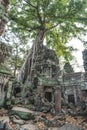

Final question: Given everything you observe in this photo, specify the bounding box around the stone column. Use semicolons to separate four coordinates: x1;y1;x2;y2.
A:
74;88;77;105
37;85;44;94
80;90;86;102
54;88;61;114
36;85;44;110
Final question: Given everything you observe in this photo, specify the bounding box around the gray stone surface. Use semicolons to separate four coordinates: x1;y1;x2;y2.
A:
20;123;40;130
58;124;81;130
49;128;58;130
11;107;35;120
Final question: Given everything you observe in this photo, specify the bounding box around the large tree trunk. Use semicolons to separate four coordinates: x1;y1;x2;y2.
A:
17;30;45;83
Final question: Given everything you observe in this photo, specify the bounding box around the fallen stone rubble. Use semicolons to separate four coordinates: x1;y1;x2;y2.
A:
0;105;87;130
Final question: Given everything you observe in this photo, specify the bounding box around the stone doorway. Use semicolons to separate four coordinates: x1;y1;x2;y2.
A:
14;87;21;97
45;92;52;102
68;94;75;104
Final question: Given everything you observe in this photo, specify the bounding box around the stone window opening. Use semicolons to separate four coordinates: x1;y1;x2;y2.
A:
30;59;32;68
81;90;87;103
45;92;52;102
33;77;38;88
82;90;87;97
15;87;21;95
68;94;75;104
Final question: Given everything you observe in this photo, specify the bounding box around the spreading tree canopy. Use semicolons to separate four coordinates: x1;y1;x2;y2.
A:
9;0;87;60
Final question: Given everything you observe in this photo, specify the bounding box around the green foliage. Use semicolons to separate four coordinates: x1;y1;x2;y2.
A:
46;28;77;61
7;0;87;61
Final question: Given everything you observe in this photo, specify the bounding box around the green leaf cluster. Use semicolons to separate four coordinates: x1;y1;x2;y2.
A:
7;0;87;61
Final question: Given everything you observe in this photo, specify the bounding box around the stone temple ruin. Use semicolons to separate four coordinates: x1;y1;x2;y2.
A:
0;1;87;129
1;43;87;114
0;0;61;114
62;72;87;106
14;44;61;114
0;42;87;116
0;45;87;129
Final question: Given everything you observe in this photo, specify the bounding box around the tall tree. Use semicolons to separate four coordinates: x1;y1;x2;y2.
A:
8;0;87;82
1;28;29;76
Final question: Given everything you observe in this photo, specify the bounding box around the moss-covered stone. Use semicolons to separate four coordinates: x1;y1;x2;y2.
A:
12;111;35;120
11;107;35;120
0;99;4;108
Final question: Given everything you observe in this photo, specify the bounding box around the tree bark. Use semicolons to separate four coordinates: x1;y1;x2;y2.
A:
17;30;45;83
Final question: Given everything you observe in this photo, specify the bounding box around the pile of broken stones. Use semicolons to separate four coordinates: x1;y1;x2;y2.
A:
0;103;87;130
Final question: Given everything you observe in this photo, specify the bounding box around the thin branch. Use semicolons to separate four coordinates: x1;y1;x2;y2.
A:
16;6;36;17
23;0;43;26
8;15;40;32
36;1;43;26
14;26;40;32
36;8;43;25
46;23;59;31
23;0;37;9
28;26;41;31
77;17;87;21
